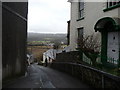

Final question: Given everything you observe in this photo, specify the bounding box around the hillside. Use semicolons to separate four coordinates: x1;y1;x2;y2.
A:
27;33;67;44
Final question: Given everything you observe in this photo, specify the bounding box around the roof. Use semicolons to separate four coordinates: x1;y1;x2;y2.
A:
43;49;62;59
63;46;72;52
43;46;73;59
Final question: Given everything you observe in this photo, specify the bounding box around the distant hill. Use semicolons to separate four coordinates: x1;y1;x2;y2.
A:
27;33;67;44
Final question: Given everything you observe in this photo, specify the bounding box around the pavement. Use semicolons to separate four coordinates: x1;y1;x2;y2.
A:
2;63;92;89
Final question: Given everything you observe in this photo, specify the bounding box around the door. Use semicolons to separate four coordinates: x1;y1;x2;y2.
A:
107;32;119;64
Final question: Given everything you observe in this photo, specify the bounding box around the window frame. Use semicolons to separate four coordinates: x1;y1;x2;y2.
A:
77;27;84;43
107;0;120;8
78;2;84;20
103;0;120;12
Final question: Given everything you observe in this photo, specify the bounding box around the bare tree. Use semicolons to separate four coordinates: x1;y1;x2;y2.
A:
53;41;61;49
77;34;101;66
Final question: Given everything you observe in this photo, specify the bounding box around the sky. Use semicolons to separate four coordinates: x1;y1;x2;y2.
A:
28;0;70;34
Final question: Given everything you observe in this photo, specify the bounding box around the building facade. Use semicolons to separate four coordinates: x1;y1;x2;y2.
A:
68;0;120;65
2;2;28;80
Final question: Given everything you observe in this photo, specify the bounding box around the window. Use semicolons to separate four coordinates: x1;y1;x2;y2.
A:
107;0;120;8
78;2;84;19
103;0;120;12
77;28;84;60
78;28;83;39
78;28;84;47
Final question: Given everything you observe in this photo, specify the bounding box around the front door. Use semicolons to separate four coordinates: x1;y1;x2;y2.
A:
107;32;119;64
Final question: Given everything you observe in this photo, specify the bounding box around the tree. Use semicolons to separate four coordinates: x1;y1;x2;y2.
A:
53;41;61;49
77;34;101;66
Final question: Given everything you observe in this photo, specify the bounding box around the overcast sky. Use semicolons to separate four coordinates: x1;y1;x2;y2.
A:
28;0;70;34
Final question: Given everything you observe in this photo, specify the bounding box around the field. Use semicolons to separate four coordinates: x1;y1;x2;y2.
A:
27;46;52;63
28;41;51;45
27;33;67;64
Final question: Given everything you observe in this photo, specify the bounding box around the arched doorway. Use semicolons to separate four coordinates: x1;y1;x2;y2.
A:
94;17;120;66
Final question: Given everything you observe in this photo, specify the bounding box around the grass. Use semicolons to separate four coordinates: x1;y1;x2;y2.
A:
28;41;51;45
32;41;50;43
93;63;120;76
77;59;120;76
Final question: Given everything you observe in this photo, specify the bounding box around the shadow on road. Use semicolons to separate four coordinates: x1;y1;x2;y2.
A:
2;63;92;89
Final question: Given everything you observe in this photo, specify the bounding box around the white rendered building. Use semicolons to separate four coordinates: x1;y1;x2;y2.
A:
68;0;120;65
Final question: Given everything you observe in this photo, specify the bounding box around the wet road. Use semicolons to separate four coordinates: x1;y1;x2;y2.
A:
3;63;92;89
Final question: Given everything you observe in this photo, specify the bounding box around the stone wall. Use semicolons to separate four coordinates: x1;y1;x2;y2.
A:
51;62;120;88
55;51;79;63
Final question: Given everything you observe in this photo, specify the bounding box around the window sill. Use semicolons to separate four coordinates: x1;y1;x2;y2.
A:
103;4;120;12
76;17;84;21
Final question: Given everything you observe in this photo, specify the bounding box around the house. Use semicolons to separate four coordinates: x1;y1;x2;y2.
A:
43;49;55;64
68;0;120;65
27;54;34;65
43;49;62;64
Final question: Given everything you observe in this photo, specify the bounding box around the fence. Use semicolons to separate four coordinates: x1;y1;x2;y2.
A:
56;50;120;70
51;62;120;88
82;52;120;69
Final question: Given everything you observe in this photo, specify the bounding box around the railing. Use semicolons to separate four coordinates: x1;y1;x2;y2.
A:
81;51;120;69
51;62;120;88
55;50;120;75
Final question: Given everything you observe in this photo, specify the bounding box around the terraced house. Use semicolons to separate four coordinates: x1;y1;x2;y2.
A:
68;0;120;66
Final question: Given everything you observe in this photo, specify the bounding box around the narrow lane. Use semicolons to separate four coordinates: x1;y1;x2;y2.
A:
3;63;92;89
35;64;90;88
3;64;42;88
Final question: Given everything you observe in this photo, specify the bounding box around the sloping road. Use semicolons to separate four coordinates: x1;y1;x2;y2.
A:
3;63;92;89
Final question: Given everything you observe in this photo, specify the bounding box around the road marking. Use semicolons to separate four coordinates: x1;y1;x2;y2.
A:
39;75;44;88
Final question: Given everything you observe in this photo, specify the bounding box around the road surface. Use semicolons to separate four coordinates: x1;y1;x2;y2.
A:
3;63;92;89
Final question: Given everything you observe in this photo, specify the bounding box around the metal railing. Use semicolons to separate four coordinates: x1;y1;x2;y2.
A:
79;50;120;69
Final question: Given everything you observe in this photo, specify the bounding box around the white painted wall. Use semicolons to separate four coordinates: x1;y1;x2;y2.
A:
43;49;57;63
69;2;119;50
107;32;119;64
69;2;78;50
43;53;47;63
